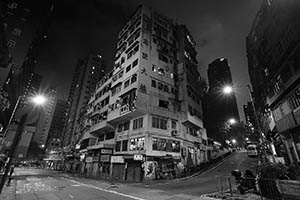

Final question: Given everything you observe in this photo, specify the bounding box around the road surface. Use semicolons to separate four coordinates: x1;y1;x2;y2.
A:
10;151;258;200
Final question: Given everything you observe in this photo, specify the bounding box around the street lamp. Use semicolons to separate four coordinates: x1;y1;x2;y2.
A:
222;84;267;160
228;118;236;125
0;94;47;194
232;139;237;144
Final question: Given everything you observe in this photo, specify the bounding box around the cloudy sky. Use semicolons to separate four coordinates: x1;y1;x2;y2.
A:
36;0;262;121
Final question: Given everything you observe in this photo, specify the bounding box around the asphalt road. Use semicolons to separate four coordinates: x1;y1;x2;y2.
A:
12;151;259;200
142;150;260;196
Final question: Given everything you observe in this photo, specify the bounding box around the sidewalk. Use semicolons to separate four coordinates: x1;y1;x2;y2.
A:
0;179;16;200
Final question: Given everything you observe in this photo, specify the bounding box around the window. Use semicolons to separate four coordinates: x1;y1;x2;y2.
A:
124;79;130;88
151;80;157;88
152;138;166;151
131;74;137;83
152;117;167;130
129;137;145;151
159;99;169;109
121;57;125;64
152;65;157;72
124;121;130;131
142;52;148;60
171;120;176;129
106;131;115;140
281;67;292;83
7;40;16;48
126;65;131;73
116;141;121;152
163;84;169;92
122;140;128;151
132;59;138;67
133;117;143;130
158;82;163;90
159;53;168;63
117;123;123;132
12;28;22;36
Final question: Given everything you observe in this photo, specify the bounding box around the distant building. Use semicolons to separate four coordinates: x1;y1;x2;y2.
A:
32;87;57;149
247;0;300;164
203;58;240;143
243;102;259;142
63;55;105;148
45;99;67;153
78;6;207;182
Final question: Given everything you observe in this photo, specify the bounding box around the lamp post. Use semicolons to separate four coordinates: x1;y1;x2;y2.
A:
222;84;267;160
0;94;46;194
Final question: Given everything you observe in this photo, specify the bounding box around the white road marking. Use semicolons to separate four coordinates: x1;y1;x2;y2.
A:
69;194;74;198
62;178;146;200
71;184;82;187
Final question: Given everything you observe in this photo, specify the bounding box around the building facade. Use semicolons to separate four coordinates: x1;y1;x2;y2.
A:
0;0;53;139
33;87;57;150
243;101;260;143
45;98;67;153
203;58;240;143
63;55;105;149
78;6;207;182
247;0;300;164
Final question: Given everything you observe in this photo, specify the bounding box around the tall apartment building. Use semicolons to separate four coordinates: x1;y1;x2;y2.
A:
63;55;105;148
0;0;53;137
45;99;67;153
247;0;300;164
243;102;259;142
203;58;239;143
78;6;207;182
32;87;57;150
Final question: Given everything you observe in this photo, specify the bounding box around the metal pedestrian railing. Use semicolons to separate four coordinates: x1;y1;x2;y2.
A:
215;175;298;200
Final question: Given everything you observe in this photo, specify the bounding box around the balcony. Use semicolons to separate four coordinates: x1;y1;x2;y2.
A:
87;138;115;150
90;120;114;135
182;112;204;129
107;102;144;124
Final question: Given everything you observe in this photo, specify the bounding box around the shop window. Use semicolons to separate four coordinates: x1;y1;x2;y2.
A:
122;140;128;151
151;80;157;88
129;137;145;151
116;141;121;152
133;117;143;130
152;138;166;151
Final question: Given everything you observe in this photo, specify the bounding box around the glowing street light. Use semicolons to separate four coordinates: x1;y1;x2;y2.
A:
223;85;233;94
0;94;47;194
232;139;237;144
228;118;236;125
30;94;47;105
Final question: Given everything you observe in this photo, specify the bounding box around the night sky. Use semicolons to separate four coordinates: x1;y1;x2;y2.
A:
36;0;262;122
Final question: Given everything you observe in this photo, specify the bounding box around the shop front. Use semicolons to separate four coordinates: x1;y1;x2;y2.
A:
84;148;113;177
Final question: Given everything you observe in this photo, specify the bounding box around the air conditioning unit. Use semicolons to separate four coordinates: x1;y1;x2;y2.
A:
171;130;178;136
